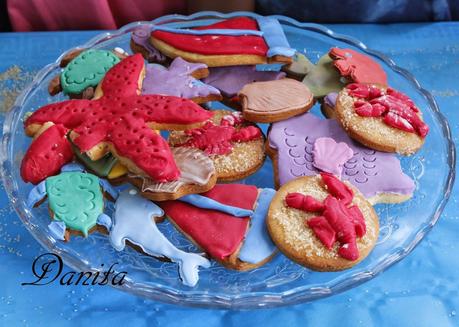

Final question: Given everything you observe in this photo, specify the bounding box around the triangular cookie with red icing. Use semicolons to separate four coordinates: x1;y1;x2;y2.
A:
150;17;294;67
160;184;277;270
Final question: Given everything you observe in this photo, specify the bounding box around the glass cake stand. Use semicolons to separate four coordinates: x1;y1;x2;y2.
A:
0;11;455;309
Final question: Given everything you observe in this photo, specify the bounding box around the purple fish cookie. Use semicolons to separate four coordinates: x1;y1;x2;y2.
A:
267;113;415;204
141;57;222;104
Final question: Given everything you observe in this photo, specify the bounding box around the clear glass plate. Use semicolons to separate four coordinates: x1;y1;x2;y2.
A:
0;12;455;309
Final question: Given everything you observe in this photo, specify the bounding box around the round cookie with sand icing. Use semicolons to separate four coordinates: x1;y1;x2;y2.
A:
238;78;314;123
267;173;379;271
169;110;265;182
335;83;429;155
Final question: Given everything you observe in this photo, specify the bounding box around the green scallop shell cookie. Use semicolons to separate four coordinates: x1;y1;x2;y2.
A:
45;172;104;236
60;49;120;95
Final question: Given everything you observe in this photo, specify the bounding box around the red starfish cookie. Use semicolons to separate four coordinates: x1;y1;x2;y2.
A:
329;48;387;85
347;83;429;137
22;54;213;184
285;173;366;261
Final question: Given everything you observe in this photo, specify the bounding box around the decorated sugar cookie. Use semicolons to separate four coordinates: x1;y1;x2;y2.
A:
335;83;429;155
48;49;126;98
130;25;167;64
282;52;315;80
150;17;294;67
329;47;387;85
141;57;222;103
26;164;117;240
267;173;379;271
160;184;277;270
102;189;210;287
301;54;345;98
127;147;217;201
267;113;415;204
169;110;265;182
238;78;314;123
203;65;286;98
22;54;213;185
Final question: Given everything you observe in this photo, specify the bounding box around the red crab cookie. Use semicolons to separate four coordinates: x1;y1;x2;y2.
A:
267;173;379;271
169;110;265;182
335;83;428;155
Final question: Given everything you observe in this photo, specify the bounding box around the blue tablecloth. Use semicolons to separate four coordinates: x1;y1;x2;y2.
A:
0;23;458;326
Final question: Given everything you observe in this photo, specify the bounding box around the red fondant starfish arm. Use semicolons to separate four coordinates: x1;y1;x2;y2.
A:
347;205;366;238
133;95;213;127
24;99;92;133
100;54;144;99
231;126;262;142
20;124;73;184
109;112;180;182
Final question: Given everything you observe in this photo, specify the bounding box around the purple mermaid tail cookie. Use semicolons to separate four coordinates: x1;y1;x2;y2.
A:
203;66;286;98
268;113;415;204
141;57;221;102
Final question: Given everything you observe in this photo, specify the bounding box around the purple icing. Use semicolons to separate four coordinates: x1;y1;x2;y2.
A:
324;92;339;108
312;137;354;177
131;25;166;63
203;66;286;98
141;57;221;99
268;113;415;198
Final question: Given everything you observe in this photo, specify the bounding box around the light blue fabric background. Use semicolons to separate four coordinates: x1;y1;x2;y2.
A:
0;23;458;326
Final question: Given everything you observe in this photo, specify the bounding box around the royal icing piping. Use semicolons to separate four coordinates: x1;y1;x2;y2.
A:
239;78;313;115
160;184;258;259
24;54;213;183
312;137;354;177
141;57;220;100
346;83;429;137
131;25;167;62
203;65;285;98
329;48;387;85
134;147;215;193
238;188;276;264
109;189;210;287
285;173;366;260
21;123;74;184
61;49;120;95
45;172;104;236
178;194;254;218
268;113;415;199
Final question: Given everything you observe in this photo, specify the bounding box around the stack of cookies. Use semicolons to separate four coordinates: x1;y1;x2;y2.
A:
21;16;428;286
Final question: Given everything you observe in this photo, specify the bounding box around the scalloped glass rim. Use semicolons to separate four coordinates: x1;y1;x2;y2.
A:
0;11;455;309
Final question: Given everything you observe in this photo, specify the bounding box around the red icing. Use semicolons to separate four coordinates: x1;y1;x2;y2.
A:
160;184;258;259
179;117;262;155
329;48;387;85
152;17;269;56
20;124;73;184
347;83;429;137
24;54;213;183
284;173;366;261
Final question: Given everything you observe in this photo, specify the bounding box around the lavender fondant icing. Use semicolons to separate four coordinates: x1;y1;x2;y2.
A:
268;113;415;199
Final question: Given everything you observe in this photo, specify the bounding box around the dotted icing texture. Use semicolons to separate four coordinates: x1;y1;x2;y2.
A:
45;172;103;236
61;49;120;95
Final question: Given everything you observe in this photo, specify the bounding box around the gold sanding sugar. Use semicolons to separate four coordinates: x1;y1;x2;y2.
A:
0;65;36;113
